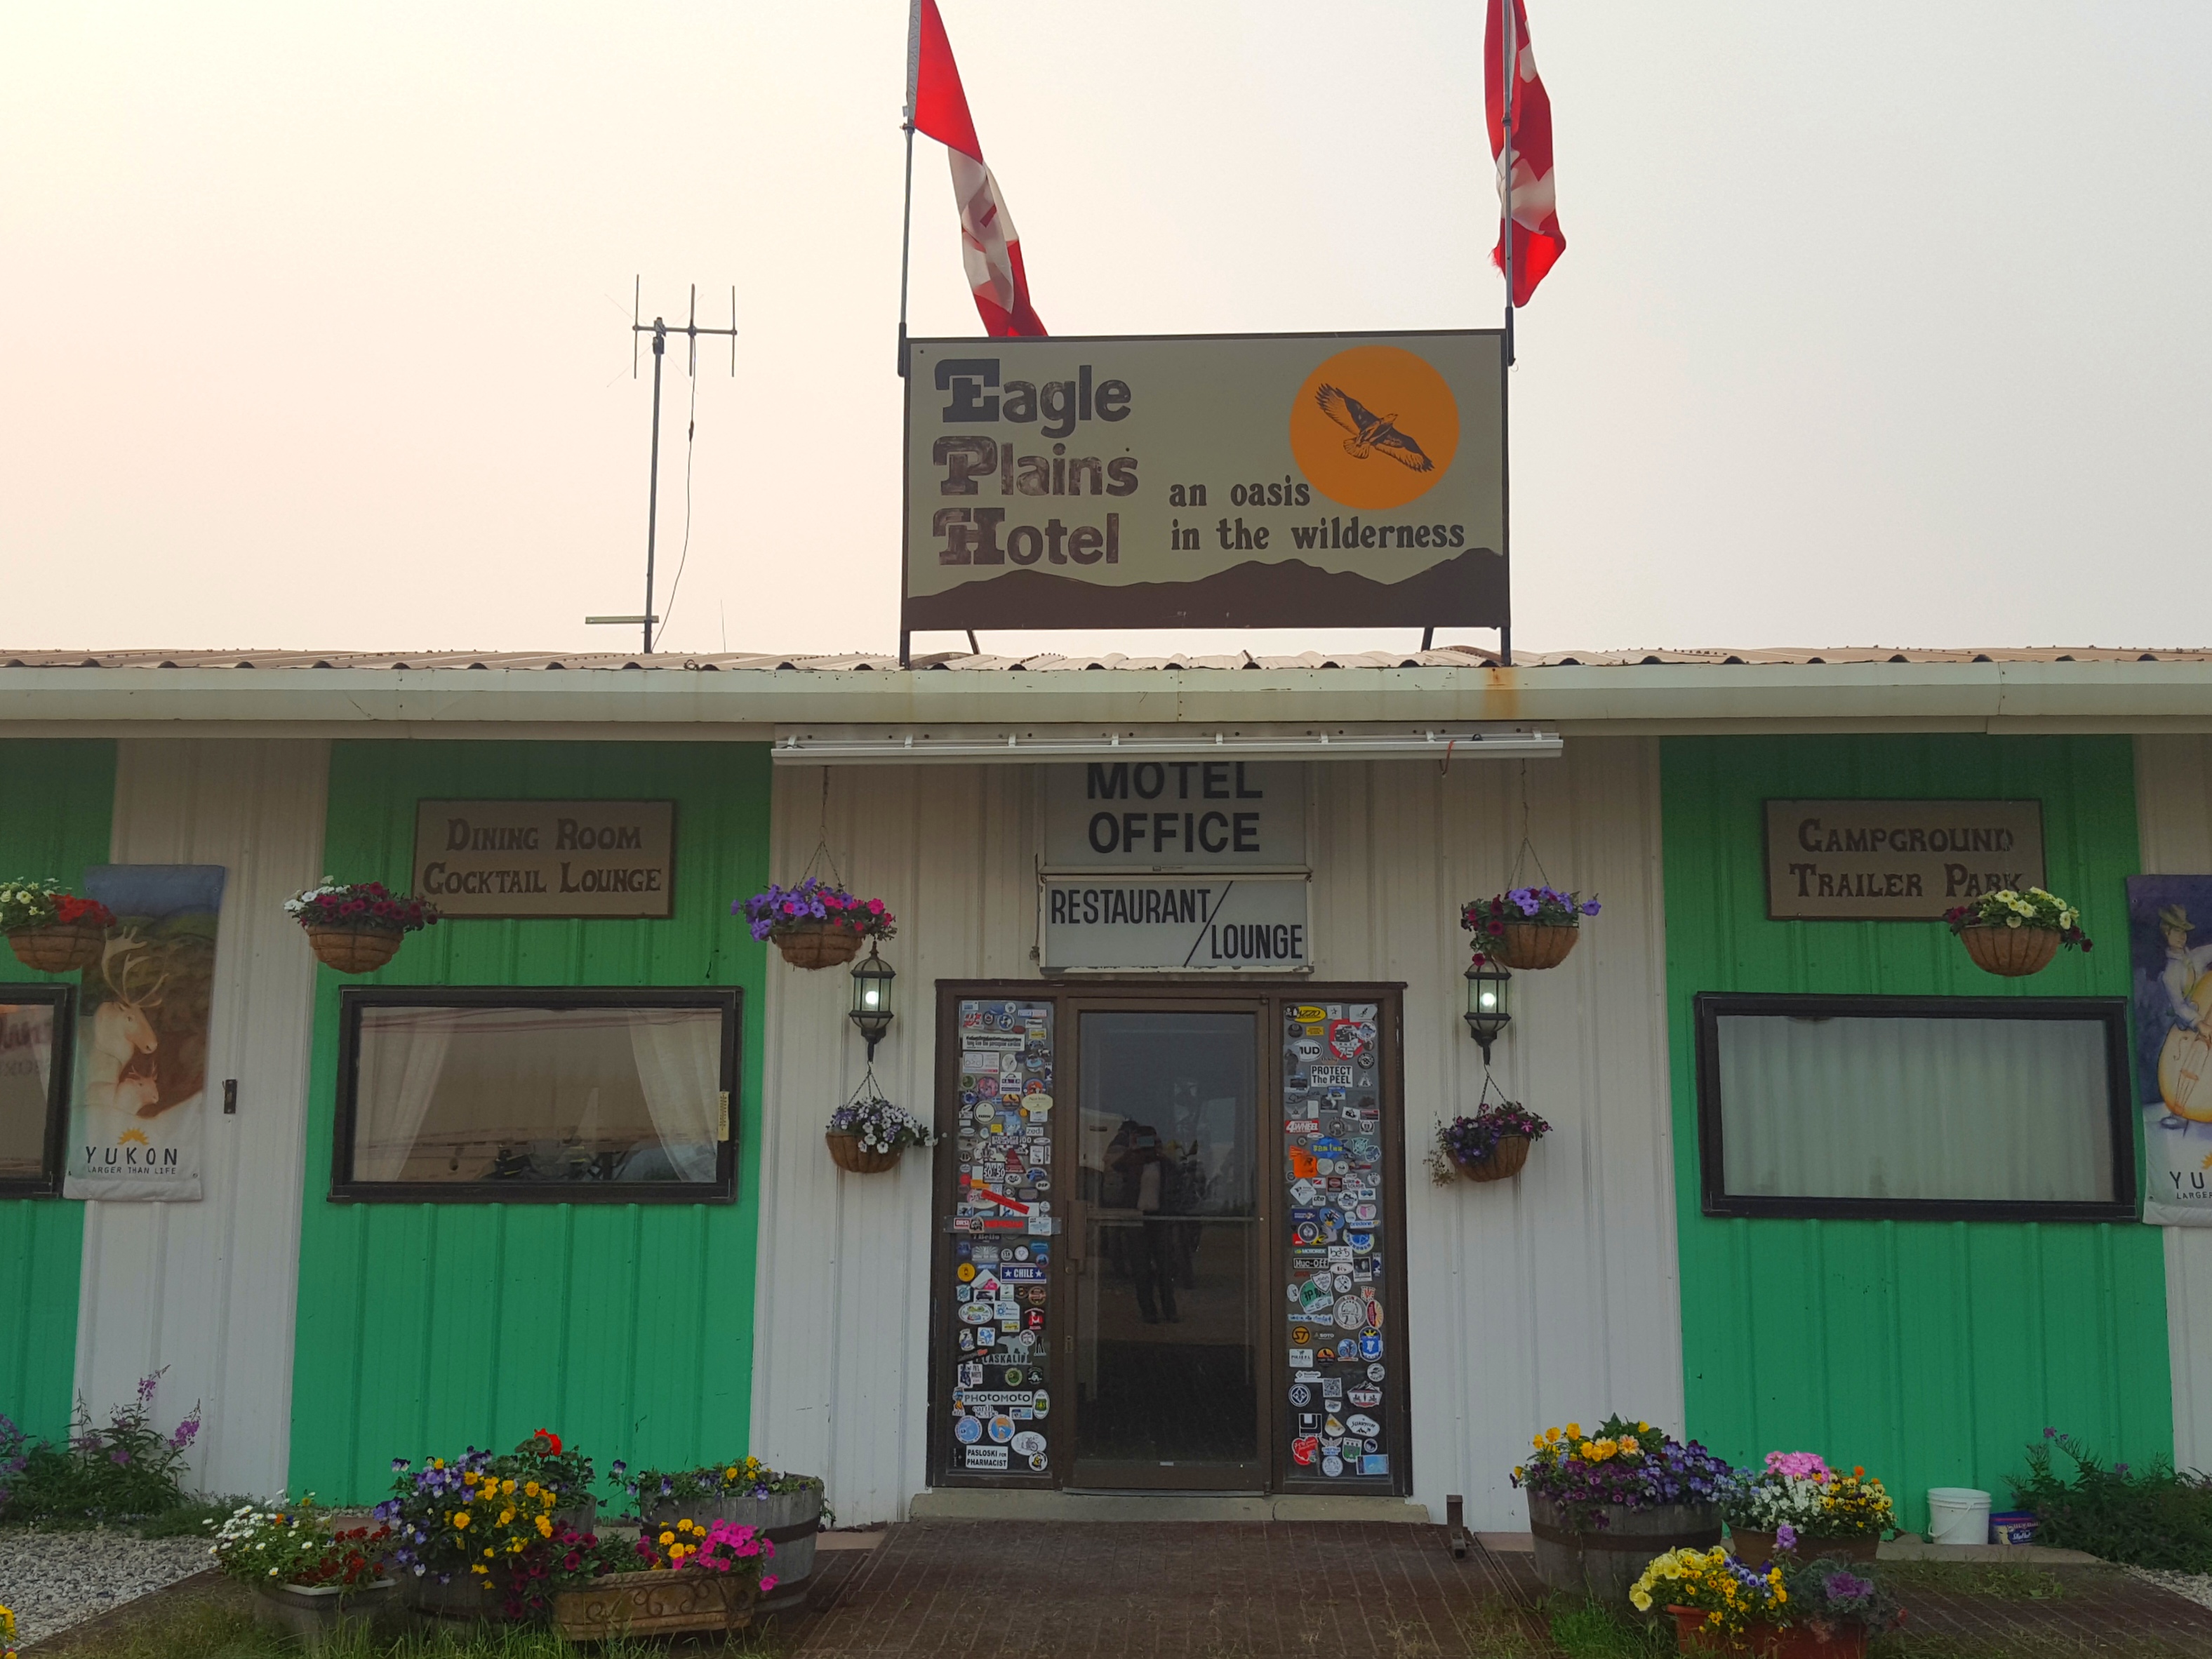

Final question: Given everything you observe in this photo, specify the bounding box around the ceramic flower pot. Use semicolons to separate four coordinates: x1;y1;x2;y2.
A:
1958;923;2060;978
775;923;864;970
1490;921;1579;971
643;1486;823;1617
1528;1492;1723;1604
1451;1134;1531;1183
305;924;404;974
826;1131;902;1174
6;921;106;973
251;1580;398;1650
1667;1608;1869;1658
551;1569;758;1640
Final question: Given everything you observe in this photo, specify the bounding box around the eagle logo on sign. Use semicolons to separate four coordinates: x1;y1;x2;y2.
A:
1314;385;1435;472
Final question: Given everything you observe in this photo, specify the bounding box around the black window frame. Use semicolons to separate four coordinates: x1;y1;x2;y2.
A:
1694;991;2136;1223
331;985;741;1204
0;983;75;1199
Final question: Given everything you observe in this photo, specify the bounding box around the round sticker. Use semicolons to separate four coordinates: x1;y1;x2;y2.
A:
977;1075;1000;1099
1367;1363;1386;1382
1004;1368;1024;1386
1288;1384;1312;1407
957;1262;977;1282
1011;1430;1047;1456
1334;1295;1365;1330
1345;1413;1381;1437
953;1415;982;1444
1027;1452;1049;1472
989;1415;1015;1444
1321;1453;1344;1478
1291;1325;1312;1345
1030;1390;1051;1418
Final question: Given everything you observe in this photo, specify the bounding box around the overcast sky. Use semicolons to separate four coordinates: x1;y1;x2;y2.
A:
3;1;2205;658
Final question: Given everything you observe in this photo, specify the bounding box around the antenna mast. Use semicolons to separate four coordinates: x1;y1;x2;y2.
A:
592;280;738;655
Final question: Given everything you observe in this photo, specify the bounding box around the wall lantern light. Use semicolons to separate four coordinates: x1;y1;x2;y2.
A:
849;945;896;1060
1464;957;1512;1063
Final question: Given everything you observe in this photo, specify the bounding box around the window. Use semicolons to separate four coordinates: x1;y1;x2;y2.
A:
1694;993;2135;1222
0;987;72;1197
333;988;739;1202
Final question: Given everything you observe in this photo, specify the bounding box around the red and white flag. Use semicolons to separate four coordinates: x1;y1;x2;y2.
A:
1485;0;1564;305
908;0;1046;337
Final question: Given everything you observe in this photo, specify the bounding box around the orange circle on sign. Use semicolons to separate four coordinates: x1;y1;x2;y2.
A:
1289;345;1459;510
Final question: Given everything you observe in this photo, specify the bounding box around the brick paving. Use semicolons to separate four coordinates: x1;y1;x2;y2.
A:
775;1524;2212;1658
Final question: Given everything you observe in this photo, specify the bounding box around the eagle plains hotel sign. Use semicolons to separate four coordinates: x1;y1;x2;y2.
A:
905;332;1507;632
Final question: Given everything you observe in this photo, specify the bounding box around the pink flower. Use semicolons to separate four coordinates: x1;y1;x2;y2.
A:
1764;1450;1833;1481
759;1575;778;1593
866;899;884;914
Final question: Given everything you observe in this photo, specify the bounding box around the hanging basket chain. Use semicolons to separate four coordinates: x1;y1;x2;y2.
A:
1505;758;1556;893
800;766;847;889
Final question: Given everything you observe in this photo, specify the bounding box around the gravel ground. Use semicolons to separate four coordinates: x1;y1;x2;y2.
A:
2128;1564;2212;1611
0;1531;214;1646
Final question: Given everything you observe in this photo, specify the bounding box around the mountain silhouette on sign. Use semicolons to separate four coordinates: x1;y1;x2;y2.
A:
905;548;1506;630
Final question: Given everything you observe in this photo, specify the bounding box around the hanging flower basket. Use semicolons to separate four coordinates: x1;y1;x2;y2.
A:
825;1131;902;1173
286;880;438;975
737;879;895;971
825;1090;936;1173
0;882;114;972
1944;888;2089;978
1429;1098;1551;1185
1463;888;1600;971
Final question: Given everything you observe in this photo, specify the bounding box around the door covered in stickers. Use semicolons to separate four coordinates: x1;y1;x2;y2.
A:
931;985;1407;1496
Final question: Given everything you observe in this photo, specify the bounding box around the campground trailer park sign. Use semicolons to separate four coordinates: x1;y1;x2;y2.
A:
905;332;1507;632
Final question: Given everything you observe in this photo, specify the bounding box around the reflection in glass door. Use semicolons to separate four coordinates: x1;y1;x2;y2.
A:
1070;1010;1262;1488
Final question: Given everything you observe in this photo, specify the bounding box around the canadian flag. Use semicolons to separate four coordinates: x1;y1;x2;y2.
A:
1485;0;1564;305
908;0;1046;337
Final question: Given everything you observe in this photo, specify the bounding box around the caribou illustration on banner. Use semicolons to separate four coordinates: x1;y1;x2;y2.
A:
85;931;166;1119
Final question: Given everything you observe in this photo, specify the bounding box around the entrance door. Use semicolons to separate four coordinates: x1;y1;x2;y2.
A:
1067;1008;1266;1488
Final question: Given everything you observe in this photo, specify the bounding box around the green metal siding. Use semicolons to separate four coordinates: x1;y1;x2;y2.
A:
287;742;771;1503
1662;735;2168;1533
0;740;115;1437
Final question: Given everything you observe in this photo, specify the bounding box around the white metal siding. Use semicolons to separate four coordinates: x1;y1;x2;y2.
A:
750;741;1681;1526
74;738;328;1498
2135;735;2212;1472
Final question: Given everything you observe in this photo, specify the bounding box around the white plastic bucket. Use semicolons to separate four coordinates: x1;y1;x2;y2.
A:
1927;1487;1992;1545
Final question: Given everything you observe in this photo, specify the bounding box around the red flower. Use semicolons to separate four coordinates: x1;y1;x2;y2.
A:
533;1428;562;1454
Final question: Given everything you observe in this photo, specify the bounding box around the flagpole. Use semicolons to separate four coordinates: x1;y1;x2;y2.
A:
898;0;921;379
1498;0;1517;667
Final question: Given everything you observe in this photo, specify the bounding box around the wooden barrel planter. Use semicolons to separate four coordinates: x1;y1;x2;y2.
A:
1958;923;2060;978
552;1570;758;1641
305;924;404;974
642;1486;824;1618
251;1580;398;1650
1528;1491;1722;1604
1451;1134;1531;1183
1726;1528;1879;1567
827;1132;902;1175
1490;922;1580;971
6;922;106;973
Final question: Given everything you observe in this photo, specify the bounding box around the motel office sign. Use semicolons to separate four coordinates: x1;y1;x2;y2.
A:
1764;799;2045;921
1042;761;1310;969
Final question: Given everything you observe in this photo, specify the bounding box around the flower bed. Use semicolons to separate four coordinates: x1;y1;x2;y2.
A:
208;1497;396;1648
373;1432;604;1619
629;1457;824;1614
1724;1451;1893;1565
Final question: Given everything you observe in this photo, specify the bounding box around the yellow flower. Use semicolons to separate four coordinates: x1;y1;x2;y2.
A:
660;1531;676;1547
1618;1435;1641;1455
726;1465;740;1479
524;1481;539;1497
537;1515;553;1538
453;1512;472;1529
1545;1427;1561;1444
1566;1423;1582;1439
1533;1435;1546;1451
502;1479;517;1495
462;1472;479;1486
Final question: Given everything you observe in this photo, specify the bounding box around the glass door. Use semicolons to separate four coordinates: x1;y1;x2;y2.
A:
1067;1008;1266;1488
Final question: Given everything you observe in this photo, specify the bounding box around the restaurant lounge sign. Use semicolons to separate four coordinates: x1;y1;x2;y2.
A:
413;800;676;918
1765;799;2045;920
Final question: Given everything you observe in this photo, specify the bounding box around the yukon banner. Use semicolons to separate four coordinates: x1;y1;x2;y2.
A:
905;332;1507;631
2128;875;2212;1226
64;864;227;1202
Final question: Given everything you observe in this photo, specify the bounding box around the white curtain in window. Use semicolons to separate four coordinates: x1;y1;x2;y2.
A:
1716;1014;2112;1203
626;1009;721;1182
355;1008;462;1181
